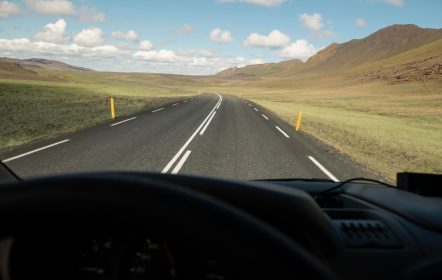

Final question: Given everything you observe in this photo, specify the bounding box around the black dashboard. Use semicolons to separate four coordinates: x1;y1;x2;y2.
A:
0;171;441;280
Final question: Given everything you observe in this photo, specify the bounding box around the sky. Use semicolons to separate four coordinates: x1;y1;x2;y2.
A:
0;0;441;75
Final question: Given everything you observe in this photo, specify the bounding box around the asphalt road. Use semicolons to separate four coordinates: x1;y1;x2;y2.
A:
1;93;374;180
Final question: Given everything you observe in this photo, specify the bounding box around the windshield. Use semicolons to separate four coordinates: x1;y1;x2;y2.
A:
0;0;441;182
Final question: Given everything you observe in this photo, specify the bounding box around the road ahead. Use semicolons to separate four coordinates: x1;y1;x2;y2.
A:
1;93;373;180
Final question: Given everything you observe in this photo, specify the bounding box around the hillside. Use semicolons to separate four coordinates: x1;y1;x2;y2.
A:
216;24;442;80
0;57;92;81
217;59;303;79
20;58;92;71
308;24;442;72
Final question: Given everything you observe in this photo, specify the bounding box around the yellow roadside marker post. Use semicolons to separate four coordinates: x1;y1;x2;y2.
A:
110;97;116;119
296;112;302;131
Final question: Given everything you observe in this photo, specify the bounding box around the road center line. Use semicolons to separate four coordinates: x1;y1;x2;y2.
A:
110;117;137;127
152;108;164;113
171;150;192;174
161;94;222;173
275;126;290;138
308;156;339;182
262;114;269;120
2;139;70;163
254;107;259;111
199;111;217;136
172;103;179;106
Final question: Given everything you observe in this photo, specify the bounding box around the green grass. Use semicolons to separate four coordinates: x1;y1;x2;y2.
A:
0;79;191;151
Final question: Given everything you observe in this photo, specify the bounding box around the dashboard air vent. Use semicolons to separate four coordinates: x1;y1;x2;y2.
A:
334;220;402;249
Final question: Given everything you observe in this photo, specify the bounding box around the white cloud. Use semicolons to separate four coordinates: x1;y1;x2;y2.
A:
209;28;233;43
299;13;322;32
277;39;318;61
0;1;20;18
298;12;335;39
218;0;285;6
355;18;366;27
243;29;290;49
178;24;193;34
73;27;103;47
382;0;404;6
0;35;248;74
177;49;215;57
133;49;183;63
139;40;153;51
112;30;139;41
34;19;68;43
78;6;105;23
88;45;120;57
249;58;265;65
24;0;75;15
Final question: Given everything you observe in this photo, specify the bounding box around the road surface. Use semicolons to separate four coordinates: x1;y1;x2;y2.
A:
1;93;374;180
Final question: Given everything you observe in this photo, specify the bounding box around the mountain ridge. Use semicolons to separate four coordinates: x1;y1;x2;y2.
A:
216;24;442;80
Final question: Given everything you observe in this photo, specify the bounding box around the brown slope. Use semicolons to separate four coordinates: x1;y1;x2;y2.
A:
0;58;39;79
215;24;442;79
216;59;303;79
306;24;442;72
21;58;92;71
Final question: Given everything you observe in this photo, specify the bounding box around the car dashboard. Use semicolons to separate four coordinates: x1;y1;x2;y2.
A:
0;172;441;280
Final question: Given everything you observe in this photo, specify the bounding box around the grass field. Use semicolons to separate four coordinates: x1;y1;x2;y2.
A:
0;78;193;151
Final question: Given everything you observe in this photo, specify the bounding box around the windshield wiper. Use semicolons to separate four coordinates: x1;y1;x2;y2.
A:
313;177;396;199
255;178;334;182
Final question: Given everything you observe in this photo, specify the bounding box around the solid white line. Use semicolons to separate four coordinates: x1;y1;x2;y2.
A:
199;111;217;135
254;107;259;111
2;139;70;163
152;108;164;113
161;94;222;173
172;103;179;106
216;101;221;110
262;114;269;120
308;156;339;182
110;117;137;127
275;126;290;138
171;150;192;174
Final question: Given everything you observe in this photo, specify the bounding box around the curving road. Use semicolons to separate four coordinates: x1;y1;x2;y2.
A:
1;93;374;180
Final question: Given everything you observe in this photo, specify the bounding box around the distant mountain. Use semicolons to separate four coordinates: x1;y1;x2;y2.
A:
216;24;442;80
216;59;303;79
307;24;442;72
1;57;92;72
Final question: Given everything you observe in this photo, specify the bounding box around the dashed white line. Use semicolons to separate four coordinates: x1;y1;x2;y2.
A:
261;114;269;120
110;117;137;127
162;94;222;173
152;108;164;113
254;107;259;111
248;104;252;107
184;100;188;103
275;126;290;138
172;103;179;106
308;156;339;182
199;111;217;135
2;139;70;163
171;150;192;174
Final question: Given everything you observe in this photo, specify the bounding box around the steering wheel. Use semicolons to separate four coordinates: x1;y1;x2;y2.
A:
0;173;339;280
